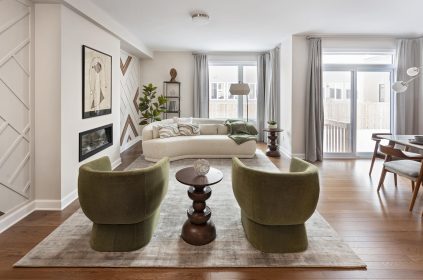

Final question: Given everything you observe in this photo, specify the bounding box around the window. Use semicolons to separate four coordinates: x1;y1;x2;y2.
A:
208;63;257;121
322;51;395;155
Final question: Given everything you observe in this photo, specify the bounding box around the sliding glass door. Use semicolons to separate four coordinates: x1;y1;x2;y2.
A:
323;71;353;154
323;67;393;157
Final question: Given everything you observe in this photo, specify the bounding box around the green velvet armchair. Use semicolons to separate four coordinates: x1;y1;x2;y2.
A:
232;157;320;253
78;156;169;252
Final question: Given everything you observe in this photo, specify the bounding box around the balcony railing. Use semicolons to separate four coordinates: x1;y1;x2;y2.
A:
324;120;351;153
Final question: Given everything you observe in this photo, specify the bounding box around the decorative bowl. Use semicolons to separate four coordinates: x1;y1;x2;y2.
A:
193;159;210;176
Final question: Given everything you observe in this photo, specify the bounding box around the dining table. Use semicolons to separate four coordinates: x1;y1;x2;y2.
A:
379;135;423;152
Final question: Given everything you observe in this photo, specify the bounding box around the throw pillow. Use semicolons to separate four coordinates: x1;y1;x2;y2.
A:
158;124;179;138
178;123;200;136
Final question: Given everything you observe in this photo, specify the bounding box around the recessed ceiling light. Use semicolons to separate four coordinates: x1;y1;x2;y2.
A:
191;12;210;25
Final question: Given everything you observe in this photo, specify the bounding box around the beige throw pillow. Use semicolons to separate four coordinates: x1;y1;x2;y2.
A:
158;123;179;138
178;123;200;136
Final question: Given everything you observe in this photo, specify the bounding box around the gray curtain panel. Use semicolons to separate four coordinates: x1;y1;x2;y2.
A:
257;47;281;141
305;38;324;162
395;38;423;134
193;54;209;118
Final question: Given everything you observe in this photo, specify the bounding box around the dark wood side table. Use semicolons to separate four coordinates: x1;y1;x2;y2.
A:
175;167;223;246
263;128;283;157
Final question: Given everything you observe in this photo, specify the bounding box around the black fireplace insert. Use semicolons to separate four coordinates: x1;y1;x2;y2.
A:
79;124;113;162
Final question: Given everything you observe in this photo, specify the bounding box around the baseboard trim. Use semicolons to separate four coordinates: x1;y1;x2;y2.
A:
0;200;35;234
0;192;79;234
120;136;141;153
292;153;305;159
112;158;122;169
61;189;78;210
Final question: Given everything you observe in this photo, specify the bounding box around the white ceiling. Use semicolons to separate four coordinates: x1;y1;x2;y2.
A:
90;0;423;52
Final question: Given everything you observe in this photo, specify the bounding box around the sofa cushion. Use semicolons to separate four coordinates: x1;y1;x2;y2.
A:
217;124;228;135
200;124;218;135
142;135;256;162
178;123;200;136
158;124;179;138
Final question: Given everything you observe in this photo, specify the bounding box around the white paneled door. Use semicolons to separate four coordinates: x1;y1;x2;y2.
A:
0;0;32;215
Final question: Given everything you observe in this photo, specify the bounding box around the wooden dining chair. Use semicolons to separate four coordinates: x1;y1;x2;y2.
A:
377;145;423;212
369;133;392;176
369;133;422;178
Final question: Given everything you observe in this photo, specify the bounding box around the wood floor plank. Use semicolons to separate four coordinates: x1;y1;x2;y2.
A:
0;141;422;279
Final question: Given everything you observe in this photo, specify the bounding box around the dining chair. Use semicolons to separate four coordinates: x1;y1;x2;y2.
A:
369;133;422;179
377;145;423;212
369;133;392;176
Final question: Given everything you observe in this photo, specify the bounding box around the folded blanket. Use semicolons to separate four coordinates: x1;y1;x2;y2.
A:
225;120;258;145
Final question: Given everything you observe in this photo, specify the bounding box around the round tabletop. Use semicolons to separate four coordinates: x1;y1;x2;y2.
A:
263;128;283;132
175;167;223;187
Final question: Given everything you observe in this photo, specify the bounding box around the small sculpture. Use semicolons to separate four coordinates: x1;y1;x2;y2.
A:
193;159;210;176
170;68;177;82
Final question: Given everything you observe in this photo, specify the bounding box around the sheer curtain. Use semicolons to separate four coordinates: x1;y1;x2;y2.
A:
305;38;324;162
257;47;280;141
395;38;423;134
193;54;209;118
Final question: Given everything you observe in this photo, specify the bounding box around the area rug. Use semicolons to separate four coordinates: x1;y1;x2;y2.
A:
15;151;366;268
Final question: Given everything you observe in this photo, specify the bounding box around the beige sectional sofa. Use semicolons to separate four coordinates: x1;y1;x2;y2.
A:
142;118;257;162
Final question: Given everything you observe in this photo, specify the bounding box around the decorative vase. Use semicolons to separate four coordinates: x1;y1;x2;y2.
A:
193;159;210;176
268;124;277;129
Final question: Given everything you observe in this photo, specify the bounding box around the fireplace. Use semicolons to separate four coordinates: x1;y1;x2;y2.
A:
79;124;113;162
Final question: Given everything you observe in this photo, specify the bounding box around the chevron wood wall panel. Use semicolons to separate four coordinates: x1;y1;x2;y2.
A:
0;0;32;215
120;50;141;151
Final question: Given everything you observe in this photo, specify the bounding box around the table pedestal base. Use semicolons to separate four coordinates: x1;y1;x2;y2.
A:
181;220;216;246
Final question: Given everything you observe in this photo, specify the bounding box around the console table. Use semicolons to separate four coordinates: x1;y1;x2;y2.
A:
263;128;283;157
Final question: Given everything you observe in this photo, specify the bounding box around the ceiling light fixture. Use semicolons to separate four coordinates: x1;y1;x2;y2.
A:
191;12;210;25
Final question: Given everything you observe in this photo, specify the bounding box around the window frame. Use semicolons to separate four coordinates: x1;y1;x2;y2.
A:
208;61;258;121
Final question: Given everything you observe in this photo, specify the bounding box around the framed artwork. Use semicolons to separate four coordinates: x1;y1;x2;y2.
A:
82;45;112;119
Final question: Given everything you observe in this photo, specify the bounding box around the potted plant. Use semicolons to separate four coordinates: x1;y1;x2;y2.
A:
267;120;278;129
138;83;168;125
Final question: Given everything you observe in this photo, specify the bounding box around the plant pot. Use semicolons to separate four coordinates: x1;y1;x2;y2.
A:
268;124;277;129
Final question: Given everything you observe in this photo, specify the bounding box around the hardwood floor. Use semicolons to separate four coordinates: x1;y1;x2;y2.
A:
1;141;422;279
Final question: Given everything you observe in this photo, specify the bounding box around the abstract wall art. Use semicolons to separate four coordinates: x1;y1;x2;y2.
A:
82;45;112;118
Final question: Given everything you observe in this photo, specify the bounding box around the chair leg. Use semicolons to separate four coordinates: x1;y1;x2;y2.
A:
369;155;377;176
394;174;398;187
409;179;422;211
411;181;415;192
377;169;388;192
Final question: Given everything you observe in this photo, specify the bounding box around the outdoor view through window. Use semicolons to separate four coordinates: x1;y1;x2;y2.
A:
322;52;394;155
209;64;257;122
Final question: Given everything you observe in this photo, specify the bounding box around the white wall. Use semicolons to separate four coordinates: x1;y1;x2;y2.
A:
290;36;396;157
34;4;62;202
140;52;194;117
60;5;121;202
279;38;293;156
